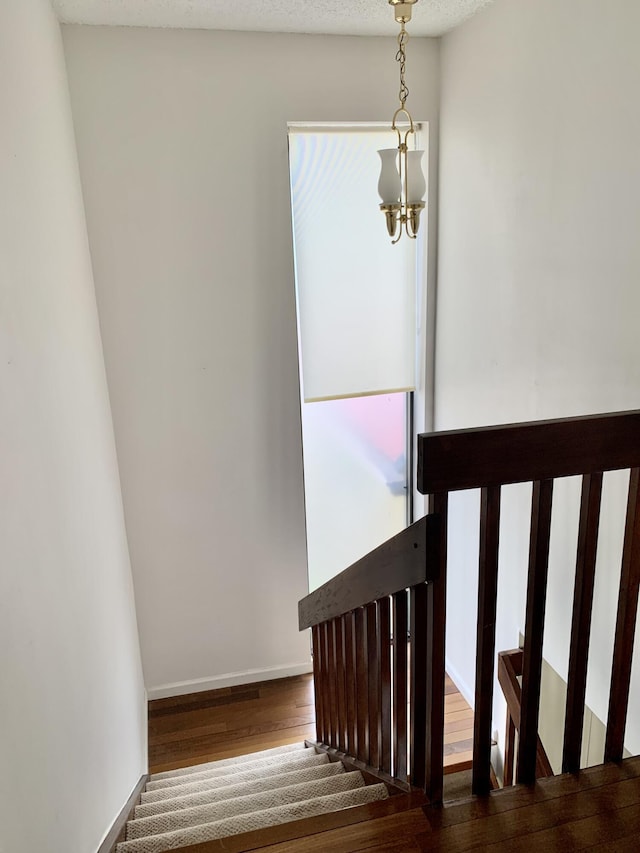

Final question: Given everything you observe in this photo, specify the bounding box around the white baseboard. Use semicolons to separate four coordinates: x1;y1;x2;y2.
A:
445;656;475;710
147;661;313;701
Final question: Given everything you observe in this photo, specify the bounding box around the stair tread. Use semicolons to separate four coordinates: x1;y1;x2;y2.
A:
150;742;306;781
140;753;329;804
135;761;345;819
145;747;318;791
127;771;366;840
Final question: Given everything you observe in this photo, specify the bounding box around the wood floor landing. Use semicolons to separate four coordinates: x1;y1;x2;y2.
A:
148;674;318;773
148;672;473;775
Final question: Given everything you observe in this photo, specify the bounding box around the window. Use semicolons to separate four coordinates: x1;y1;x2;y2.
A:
288;125;425;590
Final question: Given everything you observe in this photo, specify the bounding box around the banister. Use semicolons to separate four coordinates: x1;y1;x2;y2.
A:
298;514;438;631
418;409;640;494
299;513;444;796
301;408;640;805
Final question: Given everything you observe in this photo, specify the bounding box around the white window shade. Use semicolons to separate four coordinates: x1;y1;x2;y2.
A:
288;128;420;403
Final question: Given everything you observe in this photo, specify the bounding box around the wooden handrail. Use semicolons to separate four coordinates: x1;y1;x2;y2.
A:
298;515;435;630
418;409;640;494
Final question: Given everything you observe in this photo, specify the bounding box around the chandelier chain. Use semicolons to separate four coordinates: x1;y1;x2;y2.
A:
396;24;409;108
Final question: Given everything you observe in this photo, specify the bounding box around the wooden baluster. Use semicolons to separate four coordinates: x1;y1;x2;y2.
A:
518;478;554;785
355;607;369;763
344;611;357;757
367;602;380;768
335;615;347;753
323;621;333;746
605;467;640;762
472;485;502;795
311;624;324;744
326;618;339;748
379;596;392;775
318;622;330;745
503;713;516;786
425;495;448;804
563;472;603;773
410;581;428;788
393;589;408;781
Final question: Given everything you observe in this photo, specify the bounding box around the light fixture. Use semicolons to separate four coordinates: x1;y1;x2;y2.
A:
378;0;426;243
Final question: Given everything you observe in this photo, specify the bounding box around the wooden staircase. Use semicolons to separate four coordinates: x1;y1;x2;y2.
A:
115;409;640;852
135;753;640;852
118;744;391;852
139;672;473;852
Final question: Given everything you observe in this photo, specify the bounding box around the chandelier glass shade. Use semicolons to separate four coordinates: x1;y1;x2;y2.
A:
378;0;426;243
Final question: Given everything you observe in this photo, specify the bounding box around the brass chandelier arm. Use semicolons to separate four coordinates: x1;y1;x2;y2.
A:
391;107;415;137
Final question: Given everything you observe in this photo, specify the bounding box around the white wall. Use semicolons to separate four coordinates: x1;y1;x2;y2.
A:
0;2;147;851
61;26;440;697
438;0;640;760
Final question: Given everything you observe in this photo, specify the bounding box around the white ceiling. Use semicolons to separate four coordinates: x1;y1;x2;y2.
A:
52;0;494;37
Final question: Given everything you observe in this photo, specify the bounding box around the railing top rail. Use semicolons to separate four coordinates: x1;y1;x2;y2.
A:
298;515;437;630
418;409;640;494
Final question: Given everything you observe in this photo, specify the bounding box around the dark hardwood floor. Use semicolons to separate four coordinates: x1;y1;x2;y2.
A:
418;756;640;851
148;674;317;773
147;672;474;775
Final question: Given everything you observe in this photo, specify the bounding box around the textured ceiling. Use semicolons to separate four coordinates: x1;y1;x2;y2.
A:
52;0;494;37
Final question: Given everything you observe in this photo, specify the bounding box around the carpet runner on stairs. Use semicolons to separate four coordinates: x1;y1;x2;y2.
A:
118;743;389;852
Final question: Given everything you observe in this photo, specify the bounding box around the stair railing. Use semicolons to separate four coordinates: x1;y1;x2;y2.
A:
299;409;640;805
418;409;640;798
298;515;444;795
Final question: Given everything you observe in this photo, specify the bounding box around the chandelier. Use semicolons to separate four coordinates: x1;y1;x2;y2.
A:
378;0;426;243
